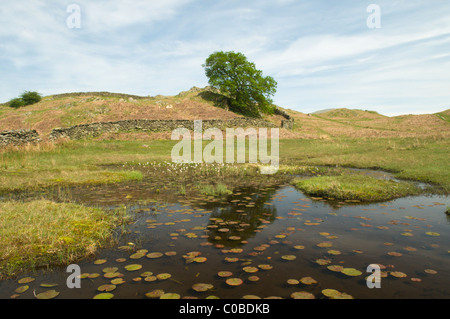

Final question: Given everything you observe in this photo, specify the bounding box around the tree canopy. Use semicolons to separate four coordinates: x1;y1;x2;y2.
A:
202;51;277;117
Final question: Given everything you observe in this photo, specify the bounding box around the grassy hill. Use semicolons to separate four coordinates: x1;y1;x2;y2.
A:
0;88;449;140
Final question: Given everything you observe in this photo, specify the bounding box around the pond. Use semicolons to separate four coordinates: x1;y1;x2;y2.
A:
0;176;449;299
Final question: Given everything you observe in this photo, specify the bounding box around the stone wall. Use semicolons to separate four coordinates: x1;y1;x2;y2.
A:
0;129;41;147
49;118;279;140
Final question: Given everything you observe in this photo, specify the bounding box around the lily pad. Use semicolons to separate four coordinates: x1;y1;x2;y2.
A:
327;265;344;272
287;279;299;285
18;277;35;284
35;290;60;299
300;277;317;285
281;255;296;261
146;252;163;259
40;283;58;288
102;267;119;273
291;291;315;299
97;284;116;292
124;264;142;271
145;289;165;298
390;271;407;278
243;266;258;273
93;293;114;299
192;283;214;292
94;259;107;265
425;232;440;236
258;264;273;270
110;278;125;285
322;289;341;298
217;271;233;278
15;285;29;294
341;268;362;277
160;293;181;299
156;273;172;280
226;278;243;286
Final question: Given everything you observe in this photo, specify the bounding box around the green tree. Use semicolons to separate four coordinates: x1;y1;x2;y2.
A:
20;91;42;106
8;98;25;108
202;51;277;117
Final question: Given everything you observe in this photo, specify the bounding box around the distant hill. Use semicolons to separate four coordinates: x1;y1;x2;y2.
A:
0;87;448;140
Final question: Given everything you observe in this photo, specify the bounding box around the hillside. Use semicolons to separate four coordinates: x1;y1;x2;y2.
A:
0;88;449;140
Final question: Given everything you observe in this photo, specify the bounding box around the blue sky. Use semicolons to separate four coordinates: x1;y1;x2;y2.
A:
1;0;449;116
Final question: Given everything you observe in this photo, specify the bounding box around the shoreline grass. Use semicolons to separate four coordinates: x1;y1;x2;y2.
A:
293;175;422;202
0;200;129;279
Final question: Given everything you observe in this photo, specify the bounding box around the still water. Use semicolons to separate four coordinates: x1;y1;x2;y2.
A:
0;180;449;299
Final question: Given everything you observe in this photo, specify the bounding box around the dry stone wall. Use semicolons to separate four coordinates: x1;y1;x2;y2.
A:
0;129;40;147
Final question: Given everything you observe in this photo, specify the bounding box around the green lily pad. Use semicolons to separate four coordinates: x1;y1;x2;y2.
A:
15;285;29;294
93;293;114;299
217;271;233;278
36;290;60;299
258;264;273;270
327;265;344;272
287;279;299;285
146;252;163;259
300;277;317;285
18;277;35;284
110;278;125;285
130;252;146;259
124;264;142;271
145;289;165;298
103;272;122;279
315;259;331;266
281;255;296;261
94;259;107;265
248;276;260;282
291;291;315;299
327;250;341;255
341;268;362;277
192;283;214;292
193;257;207;263
243;266;258;273
322;289;341;298
156;273;172;280
160;293;181;299
226;278;243;286
426;232;440;236
97;284;116;292
88;273;100;279
40;283;58;288
102;267;119;273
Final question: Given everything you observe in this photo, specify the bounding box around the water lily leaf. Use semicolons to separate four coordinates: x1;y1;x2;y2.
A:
300;277;317;285
18;277;35;284
110;278;125;285
192;283;214;292
387;252;402;257
15;285;29;294
258;264;273;270
322;289;342;298
390;271;407;278
281;255;296;261
291;291;315;299
293;245;305;250
93;293;114;299
327;250;341;255
193;257;207;263
144;276;157;282
317;242;333;248
426;232;440;236
102;267;119;273
124;264;142;271
424;269;438;275
287;279;299;285
88;273;100;279
103;272;121;279
315;259;331;266
248;276;260;282
243;266;258;273
36;290;59;299
327;265;344;272
341;268;362;277
226;278;243;286
217;271;233;278
145;289;165;298
97;284;116;292
94;259;107;265
160;293;181;299
156;273;172;280
40;283;58;288
130;252;146;259
146;252;163;259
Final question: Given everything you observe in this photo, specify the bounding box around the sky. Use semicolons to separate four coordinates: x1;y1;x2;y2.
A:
1;0;450;116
